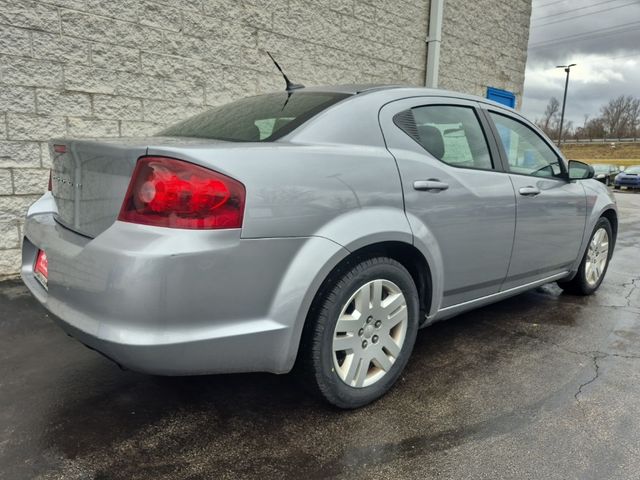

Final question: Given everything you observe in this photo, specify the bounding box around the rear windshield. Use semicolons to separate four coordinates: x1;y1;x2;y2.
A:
157;91;350;142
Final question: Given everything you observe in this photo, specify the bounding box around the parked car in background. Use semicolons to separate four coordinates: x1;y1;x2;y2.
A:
614;165;640;190
21;85;618;408
592;163;620;186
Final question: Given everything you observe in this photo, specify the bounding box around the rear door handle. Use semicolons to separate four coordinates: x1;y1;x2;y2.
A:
413;179;449;192
518;186;541;196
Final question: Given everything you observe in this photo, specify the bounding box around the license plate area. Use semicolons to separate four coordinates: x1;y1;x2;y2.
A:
34;249;48;290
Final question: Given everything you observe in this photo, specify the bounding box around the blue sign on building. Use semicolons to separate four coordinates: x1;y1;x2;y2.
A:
486;87;516;108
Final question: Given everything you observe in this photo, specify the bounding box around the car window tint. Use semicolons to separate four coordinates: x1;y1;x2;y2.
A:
489;112;563;178
398;105;493;170
158;92;350;142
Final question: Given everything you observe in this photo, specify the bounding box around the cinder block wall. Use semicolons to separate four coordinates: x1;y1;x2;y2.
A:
438;0;531;102
0;0;531;278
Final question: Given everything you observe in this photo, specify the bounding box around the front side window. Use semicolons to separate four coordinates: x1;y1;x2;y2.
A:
158;92;350;142
396;105;493;170
489;112;564;178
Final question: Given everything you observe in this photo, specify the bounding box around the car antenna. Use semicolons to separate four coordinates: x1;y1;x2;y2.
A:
266;51;304;92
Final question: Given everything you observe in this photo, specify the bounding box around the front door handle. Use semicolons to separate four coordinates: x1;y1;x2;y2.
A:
413;179;449;192
518;186;541;196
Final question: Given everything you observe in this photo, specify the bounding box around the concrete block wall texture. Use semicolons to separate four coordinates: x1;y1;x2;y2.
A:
0;0;532;278
438;0;531;101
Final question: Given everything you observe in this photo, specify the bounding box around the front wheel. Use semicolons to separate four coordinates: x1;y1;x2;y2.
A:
558;217;612;295
298;257;419;408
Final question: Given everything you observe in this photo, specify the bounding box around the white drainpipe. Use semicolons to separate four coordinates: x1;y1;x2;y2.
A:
425;0;444;88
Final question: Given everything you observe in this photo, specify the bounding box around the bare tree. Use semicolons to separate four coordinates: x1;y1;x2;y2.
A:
536;95;639;141
584;117;606;139
537;97;560;137
561;120;573;143
628;98;640;140
600;95;640;138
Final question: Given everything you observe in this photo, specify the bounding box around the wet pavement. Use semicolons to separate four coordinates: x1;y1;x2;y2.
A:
2;192;640;480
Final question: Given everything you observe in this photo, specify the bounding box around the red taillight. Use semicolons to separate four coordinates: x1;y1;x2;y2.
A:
35;250;48;279
118;156;245;230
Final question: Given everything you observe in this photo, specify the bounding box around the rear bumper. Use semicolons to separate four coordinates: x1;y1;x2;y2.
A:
22;194;347;375
615;180;640;188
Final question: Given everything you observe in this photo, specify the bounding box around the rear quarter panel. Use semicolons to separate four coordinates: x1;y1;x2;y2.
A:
145;112;415;370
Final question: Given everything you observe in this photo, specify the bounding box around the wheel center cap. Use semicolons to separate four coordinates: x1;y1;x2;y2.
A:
363;324;375;339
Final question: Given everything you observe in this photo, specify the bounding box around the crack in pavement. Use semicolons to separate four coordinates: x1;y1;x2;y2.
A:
483;321;640;405
624;278;640;307
574;353;607;402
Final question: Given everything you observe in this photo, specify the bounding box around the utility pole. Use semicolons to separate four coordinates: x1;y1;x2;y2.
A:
556;63;576;146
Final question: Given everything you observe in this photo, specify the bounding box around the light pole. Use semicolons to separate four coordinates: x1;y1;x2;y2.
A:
556;63;576;146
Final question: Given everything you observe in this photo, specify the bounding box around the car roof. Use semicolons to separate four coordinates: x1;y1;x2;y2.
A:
299;84;405;94
300;84;516;111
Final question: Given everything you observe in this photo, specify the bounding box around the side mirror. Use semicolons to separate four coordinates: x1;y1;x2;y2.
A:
568;160;594;181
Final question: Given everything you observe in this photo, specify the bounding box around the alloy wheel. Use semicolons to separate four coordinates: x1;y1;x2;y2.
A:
332;279;408;388
585;227;609;286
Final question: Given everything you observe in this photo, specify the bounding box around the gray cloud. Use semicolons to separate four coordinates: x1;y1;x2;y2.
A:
522;0;640;124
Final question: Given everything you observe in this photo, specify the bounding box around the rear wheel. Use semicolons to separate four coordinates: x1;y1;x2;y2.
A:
299;257;419;408
558;217;612;295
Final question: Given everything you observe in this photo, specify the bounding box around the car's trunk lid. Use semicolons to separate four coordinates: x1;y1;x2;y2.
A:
49;137;227;238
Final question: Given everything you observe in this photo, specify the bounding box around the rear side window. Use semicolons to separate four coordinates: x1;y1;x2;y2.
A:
158;92;350;142
394;105;493;170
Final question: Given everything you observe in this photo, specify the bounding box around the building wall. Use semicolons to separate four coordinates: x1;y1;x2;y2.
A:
0;0;531;278
438;0;531;103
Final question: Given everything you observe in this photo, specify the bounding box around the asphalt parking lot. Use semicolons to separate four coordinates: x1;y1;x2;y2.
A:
1;191;640;480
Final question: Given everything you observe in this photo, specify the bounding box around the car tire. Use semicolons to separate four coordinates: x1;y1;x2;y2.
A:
557;217;613;296
614;185;621;190
298;257;419;409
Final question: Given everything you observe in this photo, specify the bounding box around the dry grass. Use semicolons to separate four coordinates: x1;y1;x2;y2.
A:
570;159;640;167
560;143;640;166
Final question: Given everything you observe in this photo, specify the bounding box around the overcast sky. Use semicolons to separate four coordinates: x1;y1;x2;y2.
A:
521;0;640;127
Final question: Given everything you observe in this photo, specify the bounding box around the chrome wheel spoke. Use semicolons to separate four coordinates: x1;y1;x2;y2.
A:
343;354;362;386
335;316;362;335
386;304;408;329
354;356;370;387
597;252;608;267
372;348;393;371
381;336;401;358
588;265;596;284
353;284;372;316
382;292;404;314
333;335;358;352
594;228;604;246
371;280;383;307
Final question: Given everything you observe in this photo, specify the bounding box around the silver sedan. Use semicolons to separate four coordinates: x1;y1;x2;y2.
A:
22;85;617;408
